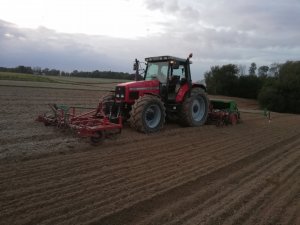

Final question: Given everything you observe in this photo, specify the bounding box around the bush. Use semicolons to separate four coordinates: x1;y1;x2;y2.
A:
258;61;300;113
204;64;238;96
234;75;263;99
258;86;286;112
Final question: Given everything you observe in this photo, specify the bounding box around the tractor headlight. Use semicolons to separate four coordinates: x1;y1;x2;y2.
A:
115;86;125;99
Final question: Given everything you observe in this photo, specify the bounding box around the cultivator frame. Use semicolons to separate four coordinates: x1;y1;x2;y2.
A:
36;101;122;144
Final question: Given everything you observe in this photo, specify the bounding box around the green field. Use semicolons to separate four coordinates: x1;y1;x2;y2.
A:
51;76;130;84
0;72;130;84
0;72;56;83
0;72;131;91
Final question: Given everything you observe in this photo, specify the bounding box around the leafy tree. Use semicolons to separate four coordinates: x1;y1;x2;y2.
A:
258;86;286;112
15;65;33;74
258;65;269;77
0;66;132;80
238;64;246;76
258;61;300;113
42;68;49;75
48;69;60;76
268;63;281;77
0;67;8;72
204;64;239;96
204;66;218;94
234;75;263;99
249;62;257;76
277;61;300;113
32;67;42;75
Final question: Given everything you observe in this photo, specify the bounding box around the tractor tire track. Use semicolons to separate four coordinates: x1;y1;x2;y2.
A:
92;134;300;225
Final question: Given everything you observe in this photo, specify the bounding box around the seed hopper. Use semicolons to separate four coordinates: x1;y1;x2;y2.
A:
207;99;240;126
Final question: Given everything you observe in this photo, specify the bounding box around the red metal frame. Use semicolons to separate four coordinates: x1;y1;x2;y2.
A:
36;103;122;140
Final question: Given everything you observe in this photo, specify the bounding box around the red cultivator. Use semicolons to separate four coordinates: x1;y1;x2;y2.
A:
36;100;122;144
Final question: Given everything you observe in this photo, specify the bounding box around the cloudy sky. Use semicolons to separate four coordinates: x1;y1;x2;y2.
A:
0;0;299;79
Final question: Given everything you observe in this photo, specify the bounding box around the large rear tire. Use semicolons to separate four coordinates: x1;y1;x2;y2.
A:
191;87;207;96
129;95;166;133
180;91;209;127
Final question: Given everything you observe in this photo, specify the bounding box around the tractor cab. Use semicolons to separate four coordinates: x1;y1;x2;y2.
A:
144;56;191;102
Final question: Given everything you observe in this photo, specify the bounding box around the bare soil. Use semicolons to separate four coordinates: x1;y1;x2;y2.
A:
0;85;299;225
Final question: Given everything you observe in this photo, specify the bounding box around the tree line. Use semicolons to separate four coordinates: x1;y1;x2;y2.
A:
1;62;299;113
0;66;134;80
204;61;300;113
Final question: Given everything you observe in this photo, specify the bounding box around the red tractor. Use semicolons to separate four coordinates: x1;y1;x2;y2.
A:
104;53;209;133
37;54;210;142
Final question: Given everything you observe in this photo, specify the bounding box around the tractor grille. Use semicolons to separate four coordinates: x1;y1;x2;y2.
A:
115;86;125;99
129;91;139;100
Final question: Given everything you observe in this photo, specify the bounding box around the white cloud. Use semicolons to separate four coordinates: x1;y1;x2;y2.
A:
0;0;166;38
4;33;14;38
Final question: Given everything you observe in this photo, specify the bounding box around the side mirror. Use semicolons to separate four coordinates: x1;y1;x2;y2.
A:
186;53;193;63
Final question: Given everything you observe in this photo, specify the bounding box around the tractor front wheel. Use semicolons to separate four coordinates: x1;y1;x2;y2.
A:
129;95;166;133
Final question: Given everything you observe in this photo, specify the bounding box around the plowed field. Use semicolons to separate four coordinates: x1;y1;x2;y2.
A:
0;85;299;225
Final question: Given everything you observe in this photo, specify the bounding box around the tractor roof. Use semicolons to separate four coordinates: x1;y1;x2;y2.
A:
145;56;187;63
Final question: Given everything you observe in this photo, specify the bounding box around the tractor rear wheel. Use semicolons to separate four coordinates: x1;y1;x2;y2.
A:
129;95;166;133
180;92;209;126
191;87;205;96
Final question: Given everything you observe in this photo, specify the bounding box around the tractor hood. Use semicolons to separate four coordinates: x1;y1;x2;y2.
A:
117;79;160;90
115;80;160;102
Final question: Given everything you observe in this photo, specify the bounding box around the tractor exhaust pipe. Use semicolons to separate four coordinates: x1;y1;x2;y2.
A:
133;58;139;81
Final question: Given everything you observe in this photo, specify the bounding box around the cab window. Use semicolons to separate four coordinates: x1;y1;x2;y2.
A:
145;62;168;83
172;64;185;79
